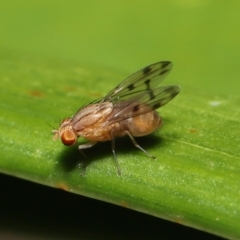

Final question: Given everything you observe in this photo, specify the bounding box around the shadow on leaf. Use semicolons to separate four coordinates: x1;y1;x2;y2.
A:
56;134;163;174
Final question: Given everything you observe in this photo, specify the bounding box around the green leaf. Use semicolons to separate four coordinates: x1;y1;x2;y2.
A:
0;52;240;239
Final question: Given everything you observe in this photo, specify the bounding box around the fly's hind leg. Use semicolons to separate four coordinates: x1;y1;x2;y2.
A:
125;131;156;159
111;130;121;175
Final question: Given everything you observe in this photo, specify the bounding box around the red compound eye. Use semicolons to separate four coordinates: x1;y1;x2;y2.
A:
61;130;76;146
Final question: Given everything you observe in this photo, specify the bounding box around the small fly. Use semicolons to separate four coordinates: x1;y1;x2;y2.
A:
53;61;180;174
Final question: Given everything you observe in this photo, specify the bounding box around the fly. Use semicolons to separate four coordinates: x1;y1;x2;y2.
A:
53;61;180;174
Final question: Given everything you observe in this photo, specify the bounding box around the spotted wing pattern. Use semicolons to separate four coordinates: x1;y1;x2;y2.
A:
109;85;180;122
102;61;180;124
102;61;173;103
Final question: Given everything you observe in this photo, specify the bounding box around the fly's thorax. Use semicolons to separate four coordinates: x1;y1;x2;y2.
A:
124;111;162;137
71;102;113;132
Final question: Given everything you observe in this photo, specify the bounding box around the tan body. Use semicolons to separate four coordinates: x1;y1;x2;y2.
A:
56;102;162;144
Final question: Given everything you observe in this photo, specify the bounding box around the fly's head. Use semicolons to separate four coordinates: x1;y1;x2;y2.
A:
53;118;78;146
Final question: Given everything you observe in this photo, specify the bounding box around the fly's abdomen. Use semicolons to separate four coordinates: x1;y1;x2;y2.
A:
123;111;162;137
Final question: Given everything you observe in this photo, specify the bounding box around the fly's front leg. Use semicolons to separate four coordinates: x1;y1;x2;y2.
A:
111;130;121;175
78;141;97;158
125;131;156;159
78;141;97;176
78;141;97;149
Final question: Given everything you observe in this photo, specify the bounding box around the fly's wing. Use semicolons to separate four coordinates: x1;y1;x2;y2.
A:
106;85;180;125
101;61;173;103
101;61;179;125
73;61;173;116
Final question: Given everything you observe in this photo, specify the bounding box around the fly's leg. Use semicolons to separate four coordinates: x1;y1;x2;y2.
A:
78;141;97;158
111;130;121;175
78;142;96;176
125;131;156;159
78;142;97;149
